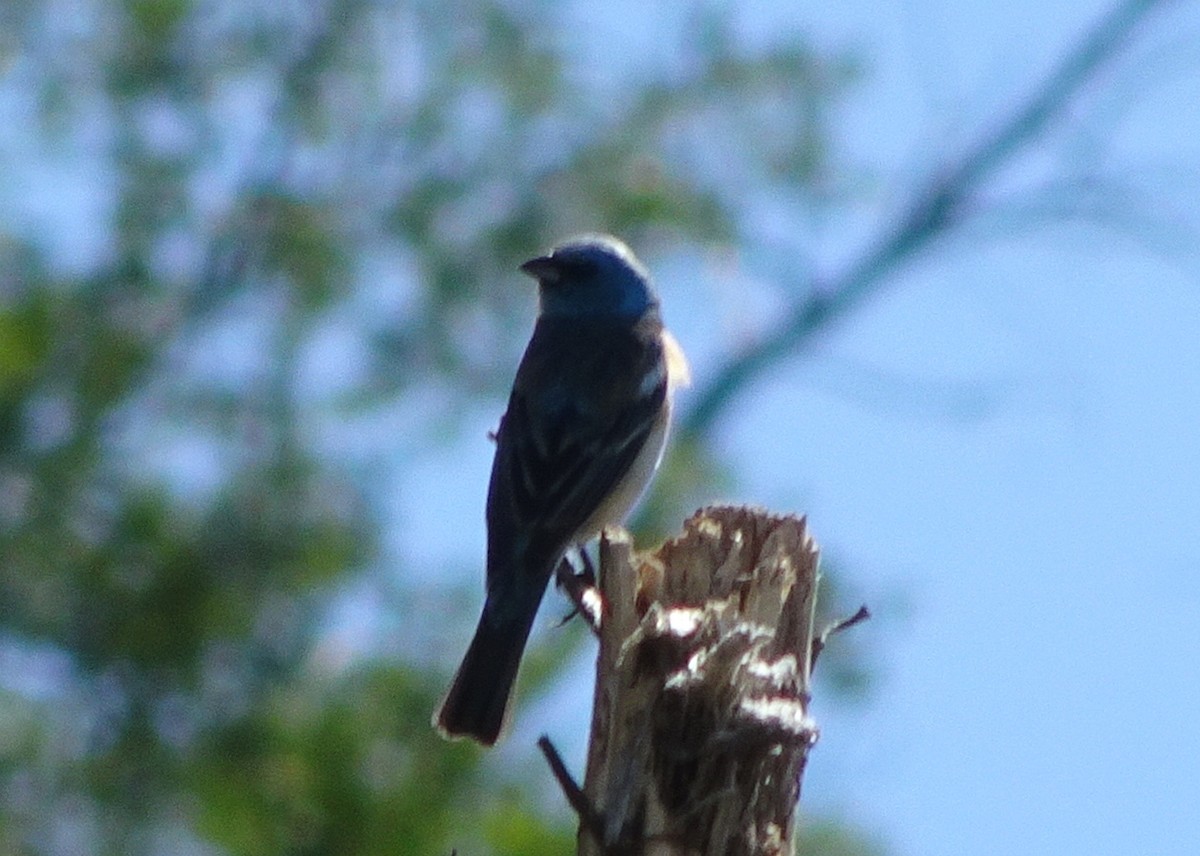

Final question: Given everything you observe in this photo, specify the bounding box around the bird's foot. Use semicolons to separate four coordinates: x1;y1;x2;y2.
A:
555;551;602;635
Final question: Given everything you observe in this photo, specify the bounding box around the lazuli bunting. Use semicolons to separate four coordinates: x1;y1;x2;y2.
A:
434;234;690;745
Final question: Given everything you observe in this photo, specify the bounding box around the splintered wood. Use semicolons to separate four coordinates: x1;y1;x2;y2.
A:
580;506;821;856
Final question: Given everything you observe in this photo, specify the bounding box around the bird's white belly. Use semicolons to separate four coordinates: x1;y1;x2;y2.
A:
573;398;671;542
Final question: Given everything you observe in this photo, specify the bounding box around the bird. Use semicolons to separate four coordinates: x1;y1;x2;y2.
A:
433;234;690;745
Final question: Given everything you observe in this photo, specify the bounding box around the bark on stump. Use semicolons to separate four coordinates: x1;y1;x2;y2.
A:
577;505;823;856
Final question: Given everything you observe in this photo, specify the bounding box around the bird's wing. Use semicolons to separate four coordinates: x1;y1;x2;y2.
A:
487;317;666;571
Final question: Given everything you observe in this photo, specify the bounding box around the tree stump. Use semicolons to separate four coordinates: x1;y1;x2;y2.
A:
576;505;824;856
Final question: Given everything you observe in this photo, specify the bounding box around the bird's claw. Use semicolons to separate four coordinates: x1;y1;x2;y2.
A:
554;551;602;634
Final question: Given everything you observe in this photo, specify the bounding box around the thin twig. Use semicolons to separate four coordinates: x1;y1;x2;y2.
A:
537;736;605;841
811;604;871;670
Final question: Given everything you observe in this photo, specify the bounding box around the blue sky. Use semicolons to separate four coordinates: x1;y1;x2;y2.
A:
399;1;1200;853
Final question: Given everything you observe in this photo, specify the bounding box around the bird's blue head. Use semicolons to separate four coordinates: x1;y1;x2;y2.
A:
521;235;659;319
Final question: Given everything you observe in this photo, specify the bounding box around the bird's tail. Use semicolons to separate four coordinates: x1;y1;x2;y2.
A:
433;601;539;746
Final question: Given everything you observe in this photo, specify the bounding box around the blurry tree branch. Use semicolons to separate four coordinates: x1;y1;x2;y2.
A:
191;0;368;322
681;0;1172;440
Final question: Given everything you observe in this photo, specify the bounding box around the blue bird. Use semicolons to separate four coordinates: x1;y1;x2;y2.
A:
434;235;690;745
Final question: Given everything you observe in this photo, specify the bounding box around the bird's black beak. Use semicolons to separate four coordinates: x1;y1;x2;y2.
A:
519;254;560;284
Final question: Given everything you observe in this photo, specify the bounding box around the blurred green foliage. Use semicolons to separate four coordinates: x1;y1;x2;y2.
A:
0;0;868;853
